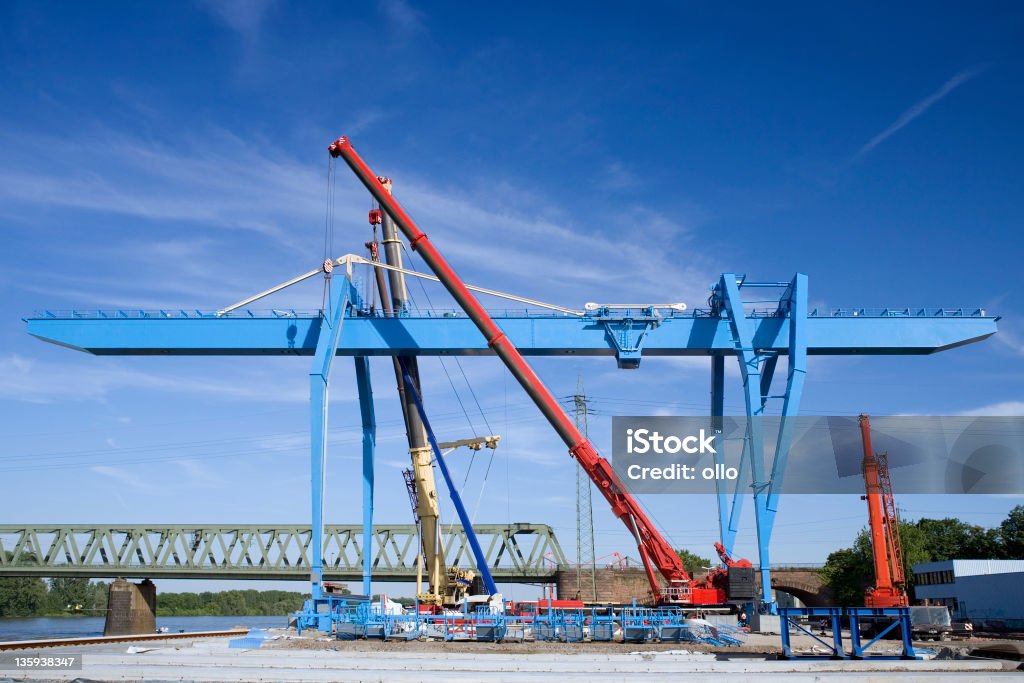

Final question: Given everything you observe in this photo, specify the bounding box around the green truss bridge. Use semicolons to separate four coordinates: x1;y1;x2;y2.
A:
0;524;565;583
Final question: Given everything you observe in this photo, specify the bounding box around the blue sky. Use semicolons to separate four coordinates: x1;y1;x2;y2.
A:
1;1;1022;598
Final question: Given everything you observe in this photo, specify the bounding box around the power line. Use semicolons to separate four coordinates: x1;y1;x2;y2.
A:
573;374;597;602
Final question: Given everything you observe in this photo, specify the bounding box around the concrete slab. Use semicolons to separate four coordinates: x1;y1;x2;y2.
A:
1;638;1014;682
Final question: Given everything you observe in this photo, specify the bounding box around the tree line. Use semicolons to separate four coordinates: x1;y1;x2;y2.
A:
0;576;313;618
820;505;1024;606
157;589;310;616
0;577;110;617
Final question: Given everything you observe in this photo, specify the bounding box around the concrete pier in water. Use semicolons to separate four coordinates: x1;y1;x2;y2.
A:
103;578;156;636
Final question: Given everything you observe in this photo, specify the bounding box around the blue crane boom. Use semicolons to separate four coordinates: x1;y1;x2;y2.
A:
397;358;499;595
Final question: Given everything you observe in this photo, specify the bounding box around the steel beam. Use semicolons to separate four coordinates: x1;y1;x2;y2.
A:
354;356;375;596
710;354;730;548
713;274;810;614
308;280;354;596
25;310;998;358
766;274;808;532
719;274;773;610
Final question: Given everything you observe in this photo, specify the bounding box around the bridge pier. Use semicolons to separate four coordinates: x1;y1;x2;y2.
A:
103;578;156;636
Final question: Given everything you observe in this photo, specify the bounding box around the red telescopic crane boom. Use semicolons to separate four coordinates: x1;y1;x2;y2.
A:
860;413;908;608
329;136;696;603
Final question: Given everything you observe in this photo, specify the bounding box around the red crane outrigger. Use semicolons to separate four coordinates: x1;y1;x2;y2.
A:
329;136;738;605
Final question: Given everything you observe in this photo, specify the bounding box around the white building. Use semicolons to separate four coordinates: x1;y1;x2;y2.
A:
913;559;1024;629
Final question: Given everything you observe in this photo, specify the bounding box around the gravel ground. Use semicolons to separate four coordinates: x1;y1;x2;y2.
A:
258;627;946;658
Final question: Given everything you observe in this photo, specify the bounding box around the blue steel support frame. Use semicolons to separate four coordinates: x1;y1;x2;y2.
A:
716;273;807;612
778;607;844;659
308;277;358;598
719;274;771;608
766;274;807;533
847;607;917;659
710;355;729;545
721;439;748;556
354;356;376;597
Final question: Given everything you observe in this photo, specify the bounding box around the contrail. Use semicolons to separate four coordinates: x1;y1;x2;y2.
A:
858;64;989;157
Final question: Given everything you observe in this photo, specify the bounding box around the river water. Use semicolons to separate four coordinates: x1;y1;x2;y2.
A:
0;615;286;642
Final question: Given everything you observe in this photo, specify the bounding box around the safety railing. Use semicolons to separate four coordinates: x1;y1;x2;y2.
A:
28;305;996;322
297;603;748;644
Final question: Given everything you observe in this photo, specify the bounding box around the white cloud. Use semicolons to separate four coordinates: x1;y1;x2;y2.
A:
176;458;224;486
0;122;718;314
91;465;151;489
0;353;310;404
377;0;424;36
255;433;309;453
597;161;640;191
390;176;715;308
994;328;1024;356
195;0;277;41
959;401;1024;417
0;125;326;256
13;237;257;310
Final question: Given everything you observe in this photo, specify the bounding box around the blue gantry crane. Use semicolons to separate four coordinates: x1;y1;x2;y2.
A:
24;136;998;612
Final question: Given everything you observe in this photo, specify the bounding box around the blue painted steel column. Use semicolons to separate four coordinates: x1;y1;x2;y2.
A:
308;280;352;598
720;273;773;610
710;354;729;547
354;355;376;597
397;358;499;595
766;274;808;531
713;353;746;555
723;439;748;556
722;346;778;555
721;349;777;554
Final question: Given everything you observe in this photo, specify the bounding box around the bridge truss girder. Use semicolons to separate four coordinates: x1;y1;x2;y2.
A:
0;524;565;583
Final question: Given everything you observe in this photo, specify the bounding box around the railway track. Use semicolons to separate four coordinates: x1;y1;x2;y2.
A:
0;629;247;651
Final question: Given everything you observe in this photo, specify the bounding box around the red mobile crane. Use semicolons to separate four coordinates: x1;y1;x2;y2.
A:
859;414;909;608
329;136;744;606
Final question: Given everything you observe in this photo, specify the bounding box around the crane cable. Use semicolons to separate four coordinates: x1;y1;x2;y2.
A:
322;157;337;314
401;257;480;443
216;254;586;317
400;239;495;434
399;240;504;530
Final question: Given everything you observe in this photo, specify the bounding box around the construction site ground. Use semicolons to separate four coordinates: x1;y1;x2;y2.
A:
2;628;1021;681
265;626;1024;661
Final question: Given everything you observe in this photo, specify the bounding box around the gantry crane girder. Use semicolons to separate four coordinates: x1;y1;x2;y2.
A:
25;308;997;359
